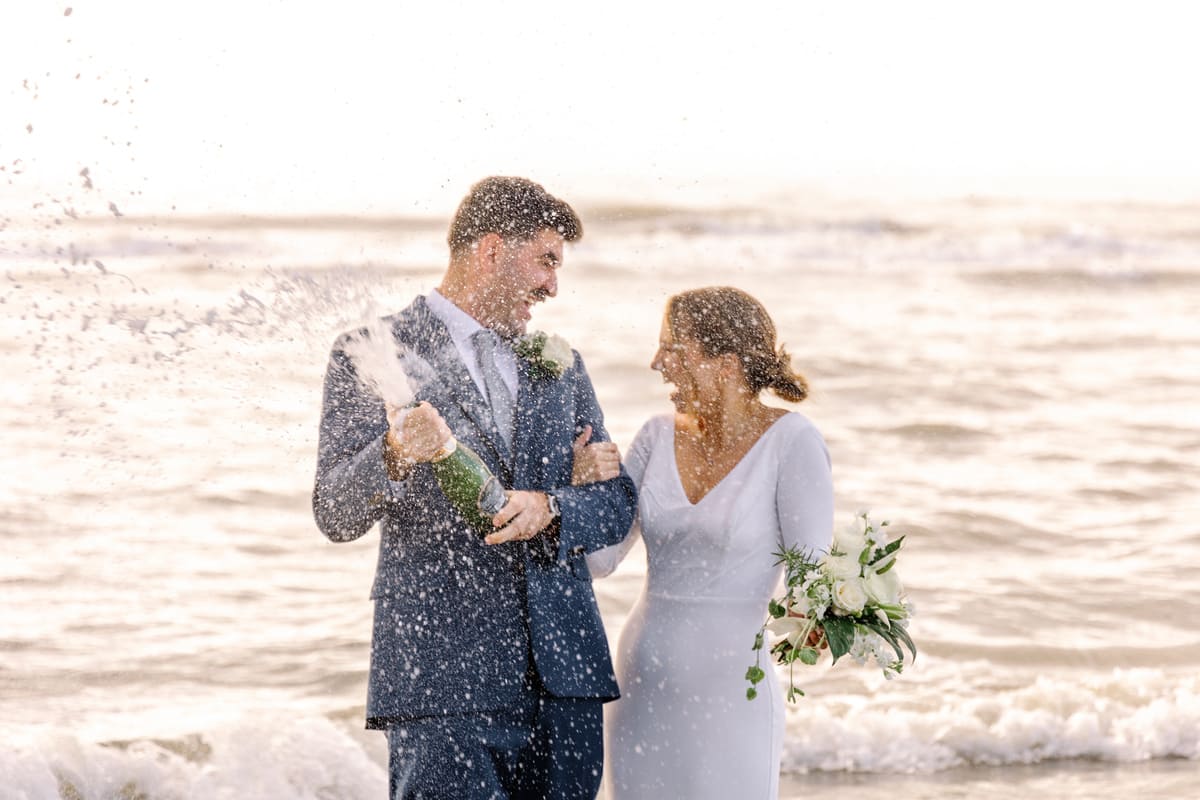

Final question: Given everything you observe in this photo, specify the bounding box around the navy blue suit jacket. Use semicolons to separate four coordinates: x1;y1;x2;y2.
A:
313;296;636;727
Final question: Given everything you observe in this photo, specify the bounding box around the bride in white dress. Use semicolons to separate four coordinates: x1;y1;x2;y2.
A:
587;287;833;799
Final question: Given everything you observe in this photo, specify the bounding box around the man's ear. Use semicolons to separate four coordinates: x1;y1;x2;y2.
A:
475;233;505;273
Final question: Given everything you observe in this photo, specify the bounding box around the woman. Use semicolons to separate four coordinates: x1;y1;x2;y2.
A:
587;286;834;799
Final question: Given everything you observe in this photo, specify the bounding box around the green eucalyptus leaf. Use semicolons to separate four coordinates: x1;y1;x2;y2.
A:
799;646;819;665
745;665;765;684
746;687;758;701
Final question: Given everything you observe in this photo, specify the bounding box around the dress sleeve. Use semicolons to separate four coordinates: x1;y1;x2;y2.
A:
585;416;659;578
775;418;835;560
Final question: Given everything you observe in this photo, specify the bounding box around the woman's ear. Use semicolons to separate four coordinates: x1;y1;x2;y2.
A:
716;352;743;380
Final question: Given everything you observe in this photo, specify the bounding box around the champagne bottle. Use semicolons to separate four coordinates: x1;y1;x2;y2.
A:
429;437;509;536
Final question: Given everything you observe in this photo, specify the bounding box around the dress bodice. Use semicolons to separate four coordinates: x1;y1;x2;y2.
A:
590;412;833;605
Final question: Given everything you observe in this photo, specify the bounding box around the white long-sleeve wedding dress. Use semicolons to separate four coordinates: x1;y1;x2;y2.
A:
588;412;833;799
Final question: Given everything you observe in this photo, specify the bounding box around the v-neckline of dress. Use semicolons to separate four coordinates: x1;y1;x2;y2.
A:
669;413;789;507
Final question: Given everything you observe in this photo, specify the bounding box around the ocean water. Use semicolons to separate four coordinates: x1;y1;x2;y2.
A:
2;192;1199;799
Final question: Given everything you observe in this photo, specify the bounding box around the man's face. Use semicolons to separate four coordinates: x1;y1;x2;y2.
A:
481;228;564;337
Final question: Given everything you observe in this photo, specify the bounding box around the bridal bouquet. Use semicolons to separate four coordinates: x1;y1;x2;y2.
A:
746;511;916;702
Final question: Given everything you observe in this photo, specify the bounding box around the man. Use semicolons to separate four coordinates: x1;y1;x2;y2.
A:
313;176;636;799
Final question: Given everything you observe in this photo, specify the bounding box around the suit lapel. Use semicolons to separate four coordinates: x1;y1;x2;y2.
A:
511;356;569;481
396;297;513;470
513;358;570;563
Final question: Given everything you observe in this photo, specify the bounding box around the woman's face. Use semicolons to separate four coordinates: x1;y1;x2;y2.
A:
651;314;722;414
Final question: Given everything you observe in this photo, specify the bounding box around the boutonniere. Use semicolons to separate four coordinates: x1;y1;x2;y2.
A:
514;331;573;379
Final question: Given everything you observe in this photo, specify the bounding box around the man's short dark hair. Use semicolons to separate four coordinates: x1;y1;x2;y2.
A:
447;176;582;254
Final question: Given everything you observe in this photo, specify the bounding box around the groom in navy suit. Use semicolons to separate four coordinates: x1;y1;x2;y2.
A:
313;177;636;799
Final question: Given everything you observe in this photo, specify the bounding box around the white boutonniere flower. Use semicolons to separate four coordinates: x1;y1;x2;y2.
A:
514;331;573;379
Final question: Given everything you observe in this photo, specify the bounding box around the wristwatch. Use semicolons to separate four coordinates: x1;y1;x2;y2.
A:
546;492;561;519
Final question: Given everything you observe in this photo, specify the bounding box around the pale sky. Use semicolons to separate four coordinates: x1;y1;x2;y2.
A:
4;0;1199;215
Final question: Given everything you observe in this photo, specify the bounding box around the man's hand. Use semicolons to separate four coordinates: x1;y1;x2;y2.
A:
485;490;556;545
570;424;621;486
384;402;452;480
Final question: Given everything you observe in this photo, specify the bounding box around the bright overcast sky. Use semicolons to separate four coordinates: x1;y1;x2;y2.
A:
4;0;1199;215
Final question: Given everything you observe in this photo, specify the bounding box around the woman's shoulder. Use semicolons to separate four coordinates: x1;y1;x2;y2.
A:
628;412;676;450
766;410;828;449
632;413;675;448
635;413;674;435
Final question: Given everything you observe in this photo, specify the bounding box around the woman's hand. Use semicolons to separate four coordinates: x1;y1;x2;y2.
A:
786;607;827;649
570;424;621;486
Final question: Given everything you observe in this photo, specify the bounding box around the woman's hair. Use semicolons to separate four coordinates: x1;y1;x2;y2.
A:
666;286;808;403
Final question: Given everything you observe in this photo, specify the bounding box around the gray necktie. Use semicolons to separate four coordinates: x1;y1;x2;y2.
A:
472;329;513;450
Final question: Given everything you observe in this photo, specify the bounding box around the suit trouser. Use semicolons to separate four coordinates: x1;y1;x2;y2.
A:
385;693;604;800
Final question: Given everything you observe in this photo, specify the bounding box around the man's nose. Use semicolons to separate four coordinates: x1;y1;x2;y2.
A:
543;270;558;298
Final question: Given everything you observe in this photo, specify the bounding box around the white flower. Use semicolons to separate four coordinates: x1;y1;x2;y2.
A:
514;331;573;379
541;333;573;372
866;518;890;547
766;615;810;648
807;583;832;618
821;551;861;581
863;567;901;606
831;578;868;616
832;523;867;561
765;616;804;637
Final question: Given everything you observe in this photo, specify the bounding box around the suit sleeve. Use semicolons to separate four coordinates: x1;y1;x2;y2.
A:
311;337;410;542
550;353;638;561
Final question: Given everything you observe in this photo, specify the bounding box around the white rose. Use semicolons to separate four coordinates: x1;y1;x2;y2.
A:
832;524;867;561
831;578;868;616
863;568;901;606
821;552;861;581
541;334;574;372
